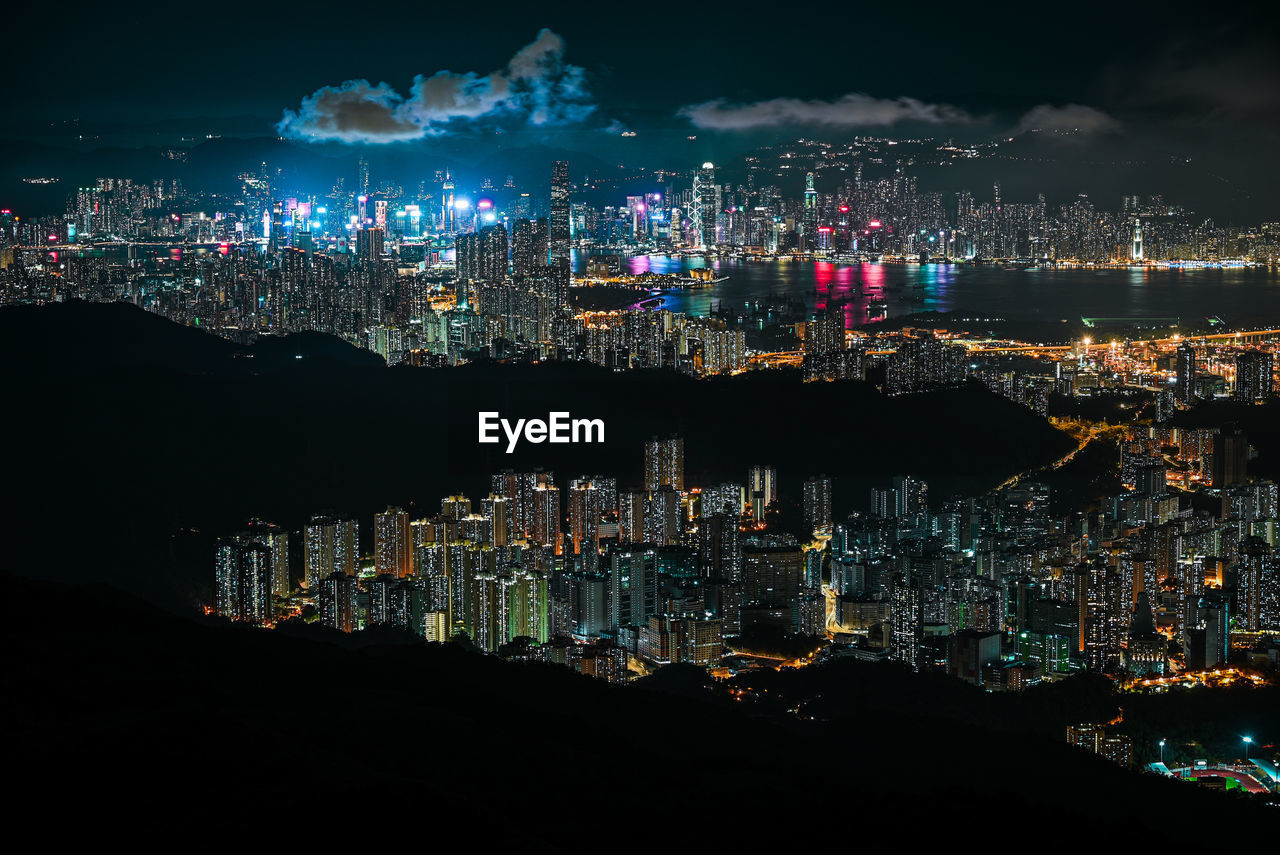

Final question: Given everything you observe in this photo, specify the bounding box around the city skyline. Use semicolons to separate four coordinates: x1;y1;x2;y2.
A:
3;3;1280;222
4;9;1279;845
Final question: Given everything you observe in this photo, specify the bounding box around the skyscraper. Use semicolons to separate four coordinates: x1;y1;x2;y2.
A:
305;514;358;588
618;489;647;544
802;171;818;246
699;512;741;582
748;465;777;519
214;534;273;625
692;162;718;248
531;483;562;552
1235;350;1274;404
441;170;456;234
512;217;549;275
607;546;658;631
741;543;804;631
1175;342;1197;406
1211;426;1249;487
803;475;833;535
1234;538;1275;632
890;575;924;671
356;226;384;262
482;494;510;547
248;519;289;598
802;311;850;381
319;571;359;632
356;157;370;196
643;486;682;546
568;478;605;555
892;475;928;519
643;435;684;492
374;507;413;578
549;161;570;270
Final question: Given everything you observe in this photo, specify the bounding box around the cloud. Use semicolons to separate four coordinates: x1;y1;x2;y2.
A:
677;93;972;130
278;29;594;143
1014;104;1121;135
276;81;423;144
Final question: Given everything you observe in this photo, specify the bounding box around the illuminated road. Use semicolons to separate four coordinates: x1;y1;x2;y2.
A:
989;419;1121;494
823;584;839;635
750;350;803;368
749;348;895;368
959;328;1280;354
751;328;1280;368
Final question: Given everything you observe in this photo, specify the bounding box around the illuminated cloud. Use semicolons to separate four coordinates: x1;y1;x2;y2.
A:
1014;103;1120;134
677;94;972;130
278;29;594;143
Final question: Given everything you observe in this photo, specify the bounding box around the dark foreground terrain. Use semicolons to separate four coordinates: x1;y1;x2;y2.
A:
4;575;1273;849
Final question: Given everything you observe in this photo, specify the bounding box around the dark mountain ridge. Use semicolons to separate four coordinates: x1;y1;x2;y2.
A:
1;301;1074;608
4;575;1272;850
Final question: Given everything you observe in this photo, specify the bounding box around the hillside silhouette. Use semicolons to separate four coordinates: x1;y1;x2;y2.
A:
4;575;1271;850
1;301;1074;607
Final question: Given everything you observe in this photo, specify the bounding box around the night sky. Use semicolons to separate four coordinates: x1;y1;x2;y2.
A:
4;1;1278;216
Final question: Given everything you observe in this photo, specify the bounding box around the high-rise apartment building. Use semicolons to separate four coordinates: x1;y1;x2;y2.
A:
803;475;833;535
643;435;684;492
318;571;359;632
305;514;358;588
374;507;413;578
214;534;273;625
1175;342;1197;405
1235;350;1274;404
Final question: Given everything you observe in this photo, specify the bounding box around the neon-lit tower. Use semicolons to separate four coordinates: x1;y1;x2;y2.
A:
442;171;456;234
357;157;370;196
803;172;818;245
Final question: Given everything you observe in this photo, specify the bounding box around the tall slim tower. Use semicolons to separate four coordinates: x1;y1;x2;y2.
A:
442;170;456;235
357;157;370;196
1175;342;1196;406
692;162;718;248
549;160;571;270
803;172;818;243
1131;218;1144;261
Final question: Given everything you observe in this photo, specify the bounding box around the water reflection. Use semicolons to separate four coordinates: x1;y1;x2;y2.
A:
575;252;1280;328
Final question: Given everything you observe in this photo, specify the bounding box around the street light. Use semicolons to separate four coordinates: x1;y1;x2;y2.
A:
1243;736;1252;761
1159;739;1166;764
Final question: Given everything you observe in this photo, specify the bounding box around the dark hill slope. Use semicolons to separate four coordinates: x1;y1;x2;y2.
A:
4;575;1271;850
0;302;1074;607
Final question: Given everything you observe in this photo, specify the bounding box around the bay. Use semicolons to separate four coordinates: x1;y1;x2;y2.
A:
574;253;1280;330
